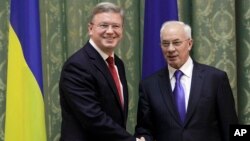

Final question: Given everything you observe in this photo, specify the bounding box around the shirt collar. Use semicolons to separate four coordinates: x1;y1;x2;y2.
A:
89;39;114;60
168;57;193;79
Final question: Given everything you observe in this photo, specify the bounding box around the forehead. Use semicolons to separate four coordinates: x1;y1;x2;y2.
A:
162;24;186;39
92;12;123;23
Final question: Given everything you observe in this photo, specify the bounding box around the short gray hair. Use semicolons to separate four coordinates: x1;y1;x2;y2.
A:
89;2;124;23
160;21;192;39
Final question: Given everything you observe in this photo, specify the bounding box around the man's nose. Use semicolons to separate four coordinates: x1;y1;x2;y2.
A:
168;43;176;51
106;26;115;33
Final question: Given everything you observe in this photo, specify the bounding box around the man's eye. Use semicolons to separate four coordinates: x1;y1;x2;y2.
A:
164;43;170;46
162;42;170;47
112;25;120;29
99;24;108;28
173;41;182;46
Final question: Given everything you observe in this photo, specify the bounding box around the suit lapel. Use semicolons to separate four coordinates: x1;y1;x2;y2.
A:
84;43;125;113
184;62;204;125
115;58;128;114
158;68;181;124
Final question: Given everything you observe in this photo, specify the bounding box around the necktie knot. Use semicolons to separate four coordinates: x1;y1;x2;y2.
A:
106;56;114;66
174;70;183;81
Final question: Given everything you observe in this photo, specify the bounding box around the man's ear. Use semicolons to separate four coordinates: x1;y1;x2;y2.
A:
88;23;93;35
188;39;193;51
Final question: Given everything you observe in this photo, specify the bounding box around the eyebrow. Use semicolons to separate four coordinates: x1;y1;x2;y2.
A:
162;39;182;42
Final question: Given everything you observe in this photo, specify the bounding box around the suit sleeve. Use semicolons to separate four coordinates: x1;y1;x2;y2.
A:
216;72;238;141
60;61;135;141
135;81;154;141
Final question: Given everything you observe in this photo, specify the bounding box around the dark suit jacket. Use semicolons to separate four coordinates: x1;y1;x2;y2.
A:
135;61;238;141
59;42;135;141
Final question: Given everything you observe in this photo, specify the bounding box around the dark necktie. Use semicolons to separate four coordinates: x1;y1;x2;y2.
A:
106;56;124;108
173;70;186;123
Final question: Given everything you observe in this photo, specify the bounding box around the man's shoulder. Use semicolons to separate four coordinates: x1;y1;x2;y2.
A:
61;43;95;71
141;68;168;83
65;42;95;63
64;47;86;63
194;61;227;76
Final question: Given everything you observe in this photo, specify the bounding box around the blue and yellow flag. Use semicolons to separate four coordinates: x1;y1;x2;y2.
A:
142;0;178;79
5;0;47;140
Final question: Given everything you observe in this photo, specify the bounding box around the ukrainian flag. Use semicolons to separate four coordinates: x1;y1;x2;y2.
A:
5;0;47;140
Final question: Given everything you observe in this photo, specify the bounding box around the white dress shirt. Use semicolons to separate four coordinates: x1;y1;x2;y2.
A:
89;39;124;104
168;57;194;110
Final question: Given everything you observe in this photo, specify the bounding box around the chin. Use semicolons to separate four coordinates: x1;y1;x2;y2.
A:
168;62;179;69
105;43;117;48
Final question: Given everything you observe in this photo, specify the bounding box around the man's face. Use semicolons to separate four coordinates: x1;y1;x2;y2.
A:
161;24;193;69
88;12;123;54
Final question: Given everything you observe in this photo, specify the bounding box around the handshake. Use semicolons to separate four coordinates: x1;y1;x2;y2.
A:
136;137;146;141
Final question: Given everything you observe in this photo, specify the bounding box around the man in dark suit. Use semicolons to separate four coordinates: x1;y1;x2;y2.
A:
135;21;238;141
59;2;139;141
